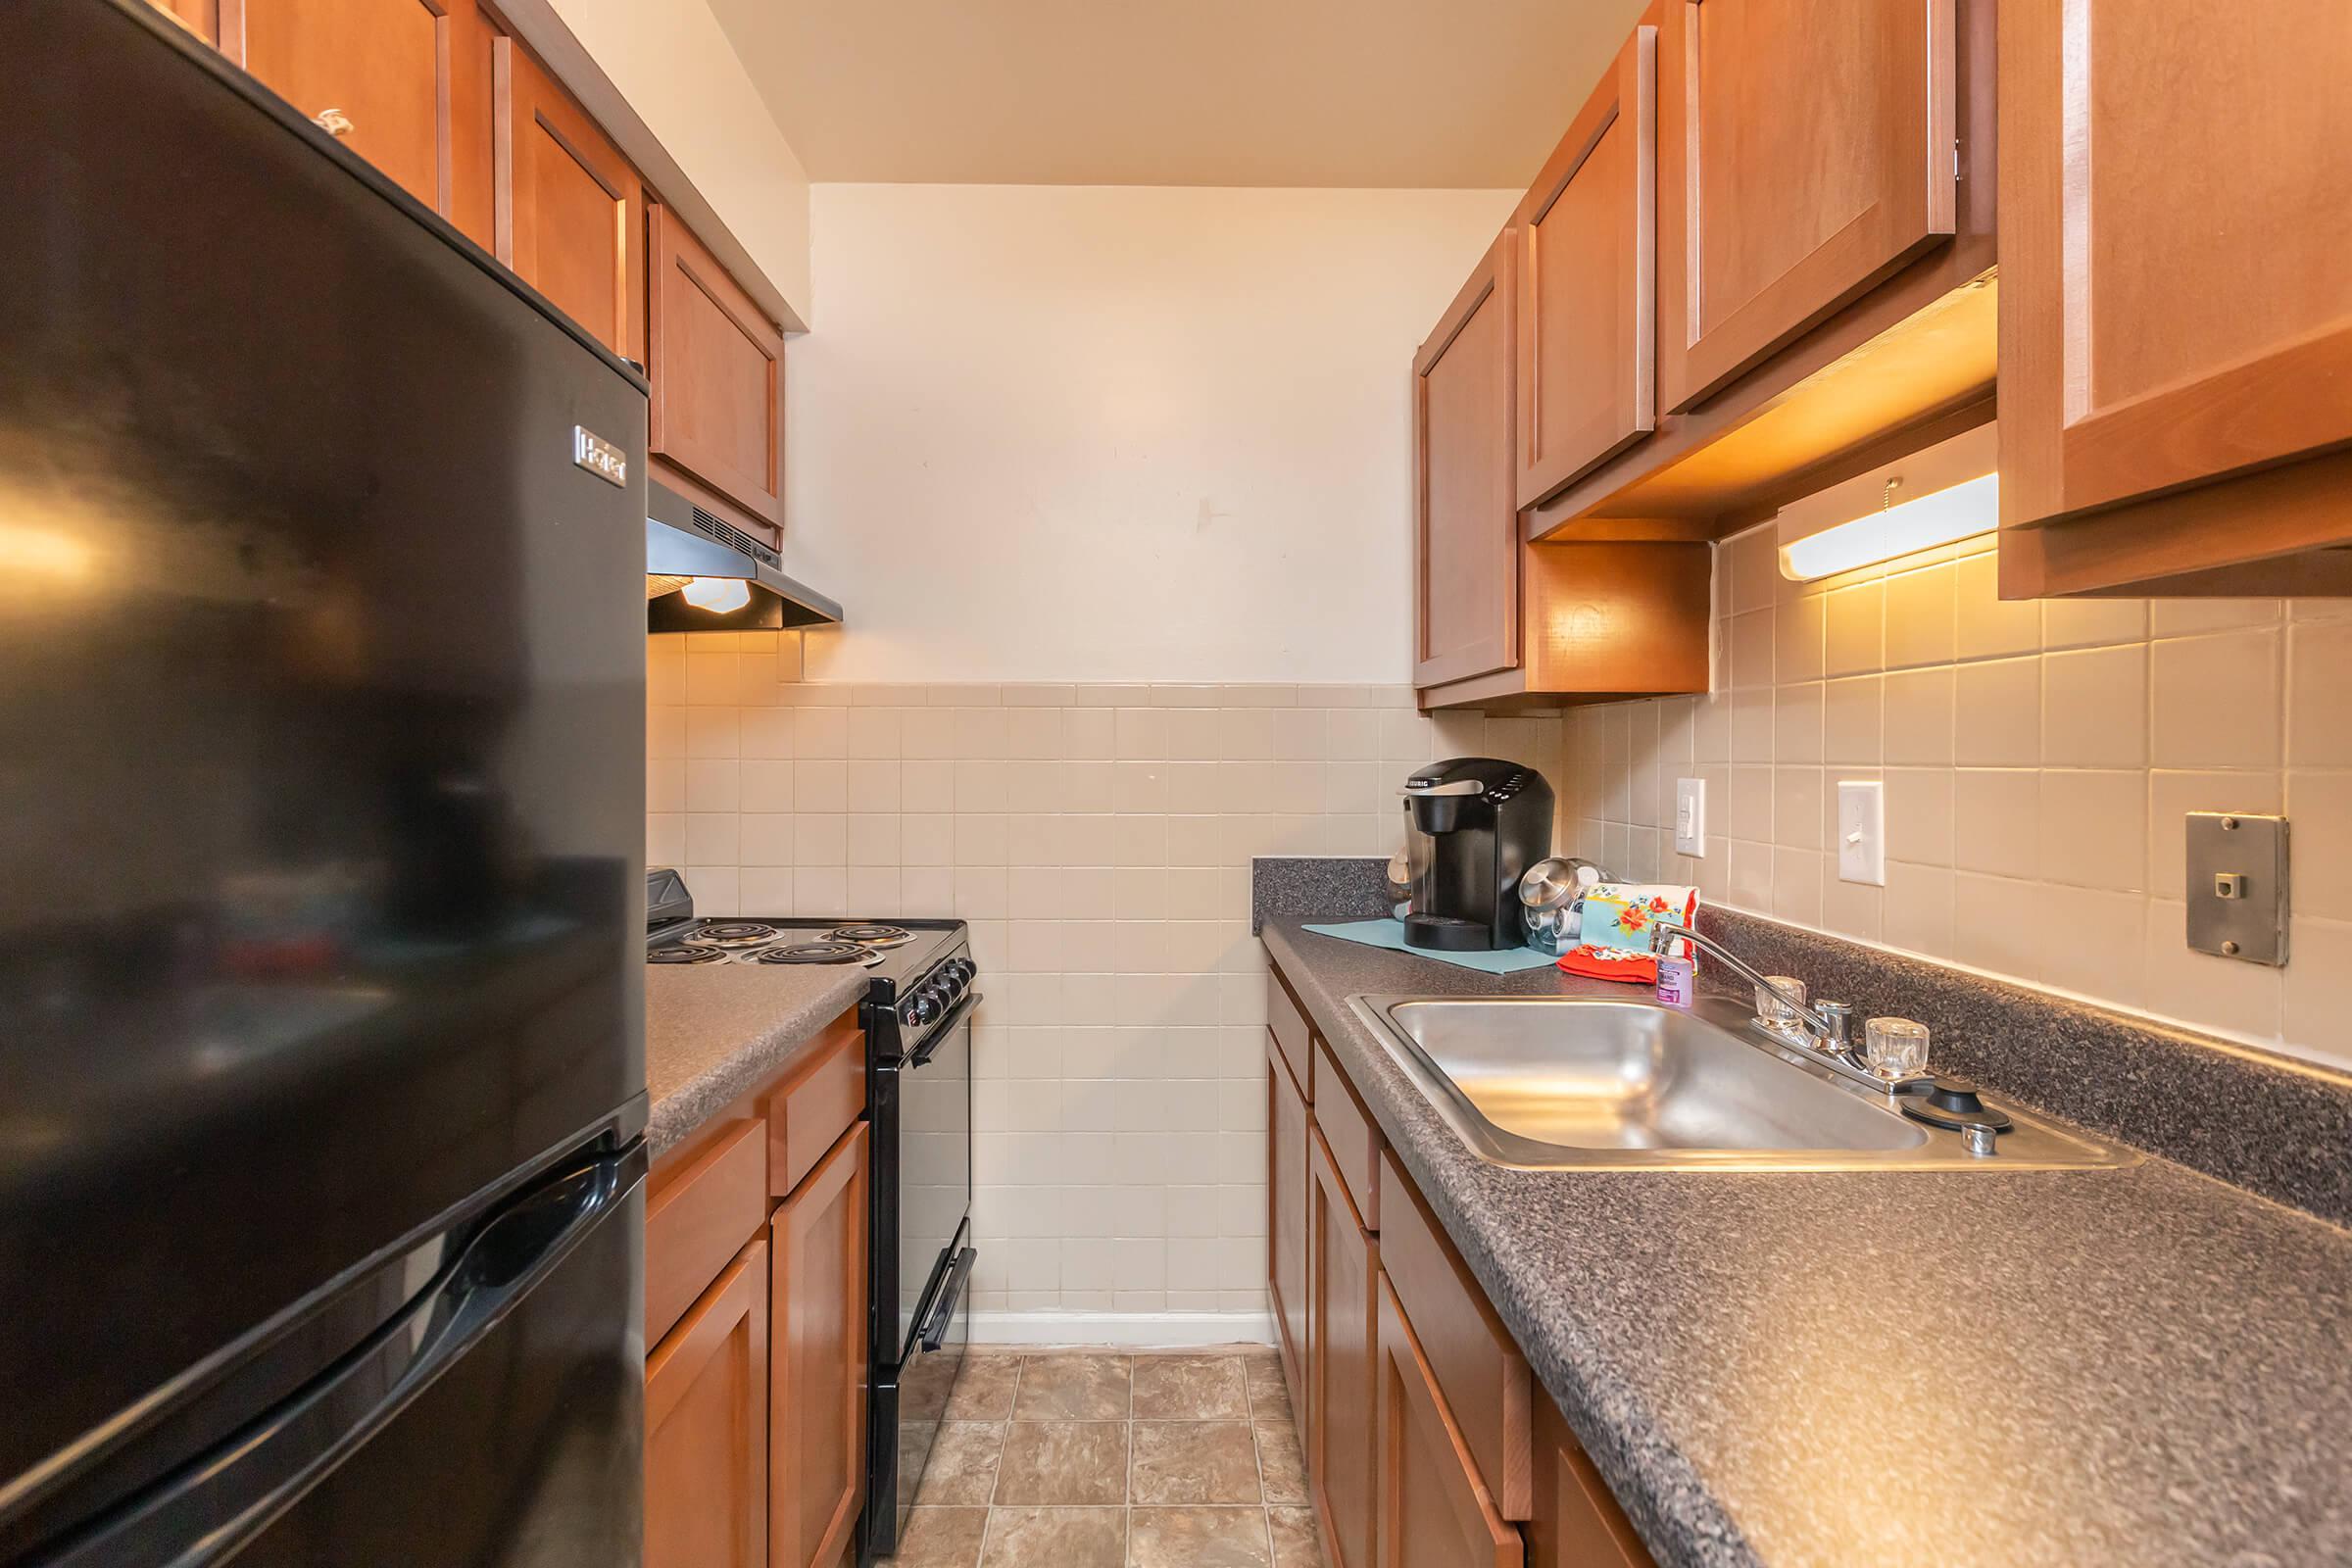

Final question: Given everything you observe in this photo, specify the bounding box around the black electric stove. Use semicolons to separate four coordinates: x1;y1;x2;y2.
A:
645;869;976;1562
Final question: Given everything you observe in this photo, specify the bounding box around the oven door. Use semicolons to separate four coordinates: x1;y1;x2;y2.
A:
890;996;974;1359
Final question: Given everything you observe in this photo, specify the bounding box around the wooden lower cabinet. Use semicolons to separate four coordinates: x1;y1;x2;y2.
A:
1268;1035;1309;1412
768;1123;869;1568
645;1238;769;1568
644;1007;868;1568
1308;1128;1378;1568
1266;953;1657;1568
1375;1275;1521;1568
1524;1395;1651;1568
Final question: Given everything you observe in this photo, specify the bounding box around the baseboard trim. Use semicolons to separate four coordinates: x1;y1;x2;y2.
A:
965;1310;1276;1348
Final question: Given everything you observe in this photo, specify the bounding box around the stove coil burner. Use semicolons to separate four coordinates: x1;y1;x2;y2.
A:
752;941;884;967
649;944;733;965
829;923;913;950
691;921;783;950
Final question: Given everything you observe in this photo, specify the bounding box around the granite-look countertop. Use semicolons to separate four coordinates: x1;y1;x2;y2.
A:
644;965;870;1157
1262;920;2352;1568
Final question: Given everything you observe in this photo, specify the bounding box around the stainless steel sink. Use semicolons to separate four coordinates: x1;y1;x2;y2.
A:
1347;994;2137;1171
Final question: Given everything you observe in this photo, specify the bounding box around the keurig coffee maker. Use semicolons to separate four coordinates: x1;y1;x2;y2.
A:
1399;759;1555;951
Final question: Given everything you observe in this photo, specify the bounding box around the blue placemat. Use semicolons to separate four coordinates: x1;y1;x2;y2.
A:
1300;919;1560;974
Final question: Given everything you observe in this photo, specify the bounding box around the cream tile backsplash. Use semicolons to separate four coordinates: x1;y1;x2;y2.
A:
1565;525;2352;1075
651;530;2352;1322
648;632;1562;1317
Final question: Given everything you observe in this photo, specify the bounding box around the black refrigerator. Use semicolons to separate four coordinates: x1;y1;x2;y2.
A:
1;3;650;1563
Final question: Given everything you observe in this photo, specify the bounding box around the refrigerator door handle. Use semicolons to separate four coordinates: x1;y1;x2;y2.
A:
36;1146;645;1568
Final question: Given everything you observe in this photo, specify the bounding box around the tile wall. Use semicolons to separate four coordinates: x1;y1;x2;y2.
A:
651;531;2352;1323
646;632;1563;1316
1564;526;2352;1075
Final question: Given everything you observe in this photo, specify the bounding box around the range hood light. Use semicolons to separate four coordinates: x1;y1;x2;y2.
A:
678;575;753;613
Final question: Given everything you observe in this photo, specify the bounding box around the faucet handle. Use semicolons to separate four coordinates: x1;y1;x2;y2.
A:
1814;1000;1853;1051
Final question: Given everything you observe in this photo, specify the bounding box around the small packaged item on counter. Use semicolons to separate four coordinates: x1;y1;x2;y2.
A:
1654;951;1695;1006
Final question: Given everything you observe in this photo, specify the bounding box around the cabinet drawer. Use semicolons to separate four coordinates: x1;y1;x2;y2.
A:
646;1116;767;1348
1313;1039;1382;1232
766;1009;865;1198
1378;1152;1532;1520
1267;967;1314;1103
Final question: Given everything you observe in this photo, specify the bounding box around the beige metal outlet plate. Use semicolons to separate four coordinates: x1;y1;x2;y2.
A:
2185;812;2289;965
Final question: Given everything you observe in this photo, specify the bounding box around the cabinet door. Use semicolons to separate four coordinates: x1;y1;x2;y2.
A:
1998;0;2352;543
770;1122;868;1568
1375;1277;1522;1568
144;0;219;45
1515;25;1656;510
1413;228;1519;690
650;204;787;527
1657;0;1956;412
228;0;493;239
1524;1394;1654;1568
1309;1129;1378;1568
1269;1035;1310;1414
646;1237;770;1568
500;41;643;360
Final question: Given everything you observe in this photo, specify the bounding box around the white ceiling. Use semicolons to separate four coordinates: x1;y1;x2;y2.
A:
705;0;1651;188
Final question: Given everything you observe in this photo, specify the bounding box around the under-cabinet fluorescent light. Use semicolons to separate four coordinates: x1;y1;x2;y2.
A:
1780;472;1998;581
1774;422;2001;582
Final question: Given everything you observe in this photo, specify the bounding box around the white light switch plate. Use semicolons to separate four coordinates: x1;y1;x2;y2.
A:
1837;779;1886;886
1674;777;1706;856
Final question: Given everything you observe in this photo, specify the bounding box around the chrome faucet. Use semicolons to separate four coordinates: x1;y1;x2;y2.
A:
1646;921;1923;1094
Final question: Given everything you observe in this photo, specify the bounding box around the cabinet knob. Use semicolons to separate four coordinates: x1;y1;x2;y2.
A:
312;108;354;139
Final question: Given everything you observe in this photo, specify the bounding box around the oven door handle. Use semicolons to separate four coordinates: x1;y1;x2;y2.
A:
919;1246;977;1353
908;990;982;1066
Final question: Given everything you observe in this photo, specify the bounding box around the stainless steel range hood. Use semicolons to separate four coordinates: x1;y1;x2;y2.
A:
646;478;842;631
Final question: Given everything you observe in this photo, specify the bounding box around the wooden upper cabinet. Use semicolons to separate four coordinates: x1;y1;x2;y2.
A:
649;204;788;528
1514;24;1656;511
645;1238;769;1568
499;40;644;360
769;1123;868;1568
1414;228;1519;691
1997;0;2352;595
223;0;497;247
144;0;220;45
1657;0;1956;413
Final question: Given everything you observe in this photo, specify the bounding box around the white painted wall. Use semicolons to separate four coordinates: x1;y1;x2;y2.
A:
787;183;1520;684
542;0;814;322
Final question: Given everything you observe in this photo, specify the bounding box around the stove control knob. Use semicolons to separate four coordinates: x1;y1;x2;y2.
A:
912;991;942;1026
937;967;964;1002
899;998;920;1028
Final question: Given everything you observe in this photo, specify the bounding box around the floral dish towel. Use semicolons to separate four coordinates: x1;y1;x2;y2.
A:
1555;884;1699;984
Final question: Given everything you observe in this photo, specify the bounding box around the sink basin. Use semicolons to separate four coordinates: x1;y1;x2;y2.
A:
1347;994;2137;1172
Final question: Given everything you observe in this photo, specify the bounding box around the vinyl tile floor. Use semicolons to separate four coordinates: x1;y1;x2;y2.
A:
887;1347;1327;1568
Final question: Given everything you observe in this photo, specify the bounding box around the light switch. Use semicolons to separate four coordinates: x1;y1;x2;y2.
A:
1837;779;1886;886
1674;777;1706;856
